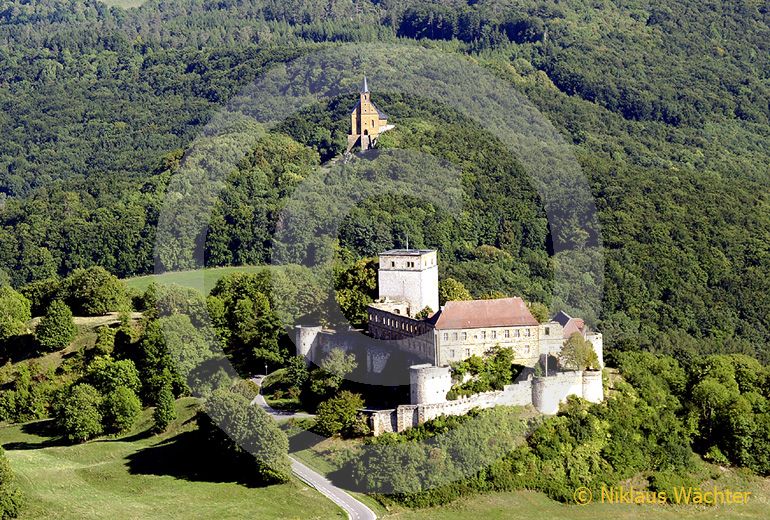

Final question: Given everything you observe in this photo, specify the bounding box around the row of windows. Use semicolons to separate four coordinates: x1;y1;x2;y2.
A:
448;344;531;359
370;314;423;335
441;327;532;342
386;257;435;269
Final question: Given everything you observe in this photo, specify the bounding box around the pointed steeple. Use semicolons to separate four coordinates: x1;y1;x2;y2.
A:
361;76;369;94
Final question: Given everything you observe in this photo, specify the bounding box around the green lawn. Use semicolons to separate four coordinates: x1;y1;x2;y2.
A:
124;265;267;294
1;398;344;520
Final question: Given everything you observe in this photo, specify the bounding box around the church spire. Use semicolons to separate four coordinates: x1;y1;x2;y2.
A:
361;76;369;94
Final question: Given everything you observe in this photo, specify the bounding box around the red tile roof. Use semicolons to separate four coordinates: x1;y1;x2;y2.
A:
553;311;586;338
563;317;585;338
429;297;539;330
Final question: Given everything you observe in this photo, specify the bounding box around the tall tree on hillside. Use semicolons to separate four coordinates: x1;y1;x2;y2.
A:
56;384;104;443
152;375;176;434
35;300;76;352
59;266;129;316
201;388;291;483
0;287;30;344
102;386;141;434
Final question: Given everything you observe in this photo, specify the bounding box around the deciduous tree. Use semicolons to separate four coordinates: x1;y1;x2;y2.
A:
35;300;76;352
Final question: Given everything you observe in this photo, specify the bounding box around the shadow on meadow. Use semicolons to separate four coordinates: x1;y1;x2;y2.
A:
125;429;273;488
1;419;68;450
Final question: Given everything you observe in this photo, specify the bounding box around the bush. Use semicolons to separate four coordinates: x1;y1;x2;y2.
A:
102;386;141;434
19;277;61;316
56;384;103;443
84;356;141;395
35;301;76;352
0;447;23;519
647;470;700;498
0;365;55;423
448;346;515;397
314;391;368;438
230;378;260;401
285;356;309;389
93;326;117;356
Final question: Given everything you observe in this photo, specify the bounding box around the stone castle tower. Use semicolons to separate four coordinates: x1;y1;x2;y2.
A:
377;249;439;316
347;77;393;152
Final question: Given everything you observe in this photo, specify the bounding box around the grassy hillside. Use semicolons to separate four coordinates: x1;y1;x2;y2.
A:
0;398;343;520
124;266;267;294
384;487;770;520
290;426;770;520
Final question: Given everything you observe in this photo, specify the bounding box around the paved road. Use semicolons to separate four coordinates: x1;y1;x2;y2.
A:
251;376;316;420
252;376;377;520
290;456;377;520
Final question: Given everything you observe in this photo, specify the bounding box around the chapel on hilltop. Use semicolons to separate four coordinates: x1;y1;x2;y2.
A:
347;77;394;152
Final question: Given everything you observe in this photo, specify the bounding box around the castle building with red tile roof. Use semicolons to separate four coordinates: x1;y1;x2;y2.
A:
367;249;603;368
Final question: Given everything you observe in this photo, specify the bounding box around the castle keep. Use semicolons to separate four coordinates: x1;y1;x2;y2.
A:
295;248;604;434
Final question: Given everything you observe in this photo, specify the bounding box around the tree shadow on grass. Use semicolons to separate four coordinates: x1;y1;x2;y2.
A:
125;429;273;488
2;419;67;450
288;428;323;453
0;334;41;366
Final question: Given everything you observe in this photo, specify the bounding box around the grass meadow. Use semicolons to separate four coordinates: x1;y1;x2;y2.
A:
124;266;266;295
0;398;343;520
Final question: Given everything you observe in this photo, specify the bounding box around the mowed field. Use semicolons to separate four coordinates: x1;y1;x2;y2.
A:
0;398;343;520
124;266;267;294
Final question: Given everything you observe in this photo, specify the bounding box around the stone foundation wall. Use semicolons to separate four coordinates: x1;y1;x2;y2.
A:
366;370;604;435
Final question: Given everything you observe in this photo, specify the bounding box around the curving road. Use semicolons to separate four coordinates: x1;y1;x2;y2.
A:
252;376;377;520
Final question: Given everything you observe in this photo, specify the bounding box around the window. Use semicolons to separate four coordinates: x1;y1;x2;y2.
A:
465;348;471;357
461;332;467;340
452;332;458;341
492;330;497;339
443;333;449;341
450;349;455;358
514;329;520;338
524;345;530;354
525;328;531;337
391;261;395;267
544;327;550;336
481;331;487;340
504;329;510;338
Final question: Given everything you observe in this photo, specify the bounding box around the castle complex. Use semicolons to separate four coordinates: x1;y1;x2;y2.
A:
299;82;603;432
295;248;604;434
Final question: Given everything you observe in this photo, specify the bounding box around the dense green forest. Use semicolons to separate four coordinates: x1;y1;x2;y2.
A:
0;0;769;366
